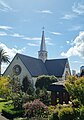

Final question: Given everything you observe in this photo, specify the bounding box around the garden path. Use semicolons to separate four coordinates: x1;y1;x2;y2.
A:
0;113;9;120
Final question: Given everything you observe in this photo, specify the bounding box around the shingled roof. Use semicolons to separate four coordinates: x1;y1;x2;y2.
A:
18;53;48;77
45;58;68;77
17;53;68;77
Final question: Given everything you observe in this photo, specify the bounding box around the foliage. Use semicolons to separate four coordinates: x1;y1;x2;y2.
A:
65;76;84;105
35;75;57;90
0;48;10;63
0;98;12;112
2;104;24;119
72;99;80;108
48;106;56;114
8;76;24;109
58;107;75;120
22;76;35;96
0;48;10;76
0;76;10;99
49;111;59;120
80;106;84;120
23;99;48;118
35;87;51;105
48;105;79;120
36;88;51;105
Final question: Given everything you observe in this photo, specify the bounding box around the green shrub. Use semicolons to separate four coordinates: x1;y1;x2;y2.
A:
72;99;80;108
49;111;59;120
23;99;48;118
58;107;75;120
2;104;24;119
35;75;57;90
80;106;84;120
73;108;80;120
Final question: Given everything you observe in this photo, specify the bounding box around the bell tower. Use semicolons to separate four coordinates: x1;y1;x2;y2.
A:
38;27;48;63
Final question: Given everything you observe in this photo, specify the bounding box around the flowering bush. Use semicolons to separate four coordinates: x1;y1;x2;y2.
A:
23;99;48;118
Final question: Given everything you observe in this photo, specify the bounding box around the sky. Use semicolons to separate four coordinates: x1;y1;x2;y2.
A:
0;0;84;74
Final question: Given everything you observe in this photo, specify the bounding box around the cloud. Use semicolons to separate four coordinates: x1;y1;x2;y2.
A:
27;39;54;47
0;32;7;36
72;2;84;15
0;0;13;12
70;60;84;64
62;2;84;20
0;43;25;59
36;10;52;14
62;14;76;20
10;33;24;38
0;25;13;30
66;41;70;44
27;43;39;47
61;31;84;58
23;37;41;41
50;31;62;35
45;40;54;46
23;37;50;41
0;43;26;73
68;25;82;31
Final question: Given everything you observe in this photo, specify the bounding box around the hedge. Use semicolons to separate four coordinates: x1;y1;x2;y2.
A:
2;105;24;119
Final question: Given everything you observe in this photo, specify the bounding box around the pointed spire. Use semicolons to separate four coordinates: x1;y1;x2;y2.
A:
40;27;46;51
38;27;48;62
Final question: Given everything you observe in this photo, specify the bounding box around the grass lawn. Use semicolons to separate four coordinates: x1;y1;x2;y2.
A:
0;98;12;112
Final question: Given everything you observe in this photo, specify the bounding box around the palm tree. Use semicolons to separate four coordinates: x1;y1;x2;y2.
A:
0;48;10;76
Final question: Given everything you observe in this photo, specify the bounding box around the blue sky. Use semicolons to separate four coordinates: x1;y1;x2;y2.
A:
0;0;84;74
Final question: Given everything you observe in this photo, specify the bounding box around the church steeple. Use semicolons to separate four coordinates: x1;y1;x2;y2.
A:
38;27;48;63
40;27;46;51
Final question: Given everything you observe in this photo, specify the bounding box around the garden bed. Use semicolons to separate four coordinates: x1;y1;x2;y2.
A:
2;105;24;119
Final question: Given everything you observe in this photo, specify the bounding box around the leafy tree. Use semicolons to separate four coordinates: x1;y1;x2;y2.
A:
0;76;10;99
9;76;24;109
22;76;34;95
65;76;84;105
22;76;30;92
36;87;51;105
0;48;10;76
35;75;57;90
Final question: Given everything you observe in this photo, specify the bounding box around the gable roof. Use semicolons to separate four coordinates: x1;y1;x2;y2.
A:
4;53;68;77
17;53;48;77
18;53;68;77
45;58;68;77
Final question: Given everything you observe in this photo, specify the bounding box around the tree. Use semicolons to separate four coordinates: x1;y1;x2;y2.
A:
22;76;34;95
0;48;10;76
22;76;30;92
0;76;10;99
35;75;57;90
36;87;51;105
64;76;84;105
9;76;23;109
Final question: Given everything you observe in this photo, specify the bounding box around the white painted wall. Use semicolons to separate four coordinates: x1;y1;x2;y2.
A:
4;55;33;84
62;62;71;80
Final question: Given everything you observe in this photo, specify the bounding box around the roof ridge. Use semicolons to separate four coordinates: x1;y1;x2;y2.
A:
17;53;39;60
46;58;68;61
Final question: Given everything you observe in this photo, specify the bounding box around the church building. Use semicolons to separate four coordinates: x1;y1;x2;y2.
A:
4;29;71;86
